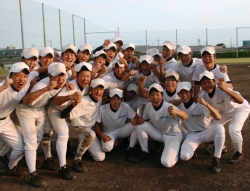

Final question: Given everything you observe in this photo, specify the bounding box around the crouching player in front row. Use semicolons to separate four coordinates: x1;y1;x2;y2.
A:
199;71;250;164
60;78;106;172
129;82;188;167
177;82;225;173
93;88;141;159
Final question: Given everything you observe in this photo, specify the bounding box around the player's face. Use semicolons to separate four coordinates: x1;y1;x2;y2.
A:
110;95;122;111
76;70;91;88
51;73;66;89
149;90;163;108
122;48;134;63
115;42;122;52
153;55;160;62
105;49;116;63
22;57;37;71
178;89;192;103
40;54;54;67
141;61;151;76
10;71;29;91
164;76;178;93
113;65;125;78
90;86;104;101
62;50;76;64
77;50;90;62
179;52;192;67
94;56;106;68
202;53;216;70
125;90;136;101
200;78;216;94
162;46;174;59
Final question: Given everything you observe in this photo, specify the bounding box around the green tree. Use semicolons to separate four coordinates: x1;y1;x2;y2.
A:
216;43;226;48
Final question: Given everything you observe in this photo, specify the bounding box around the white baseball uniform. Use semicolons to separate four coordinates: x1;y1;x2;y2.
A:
162;57;177;71
96;102;137;152
137;101;186;167
163;90;180;102
178;101;225;161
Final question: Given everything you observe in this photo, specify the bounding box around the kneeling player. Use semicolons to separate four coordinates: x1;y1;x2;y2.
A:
177;82;225;173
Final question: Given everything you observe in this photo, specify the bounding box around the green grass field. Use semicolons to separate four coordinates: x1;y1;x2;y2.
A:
215;58;250;65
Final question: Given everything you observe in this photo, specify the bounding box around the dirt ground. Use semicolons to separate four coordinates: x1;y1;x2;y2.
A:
0;64;250;191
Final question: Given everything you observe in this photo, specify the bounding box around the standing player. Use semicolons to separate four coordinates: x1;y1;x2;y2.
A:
129;83;187;167
21;47;39;71
161;41;177;71
199;71;250;164
177;82;225;173
76;44;92;63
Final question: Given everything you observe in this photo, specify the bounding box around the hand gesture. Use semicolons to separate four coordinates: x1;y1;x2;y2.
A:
71;91;81;102
47;81;57;90
219;65;228;74
160;58;166;67
129;70;137;76
103;39;110;47
196;97;207;106
4;78;13;87
65;82;75;91
119;55;128;66
137;75;146;86
101;134;111;142
217;78;227;91
136;117;144;125
168;106;177;115
151;61;158;69
130;118;137;126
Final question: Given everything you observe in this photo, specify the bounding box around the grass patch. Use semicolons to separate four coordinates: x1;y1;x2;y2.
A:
0;69;9;74
215;58;250;65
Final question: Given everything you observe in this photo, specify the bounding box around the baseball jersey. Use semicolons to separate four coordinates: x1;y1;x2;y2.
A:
69;95;102;128
128;61;137;70
200;86;249;114
124;96;138;112
163;90;179;102
163;57;177;71
0;71;39;118
178;102;212;132
97;102;136;132
143;101;185;135
192;64;230;83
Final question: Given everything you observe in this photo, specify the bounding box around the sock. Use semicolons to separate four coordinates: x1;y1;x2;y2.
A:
233;142;243;153
25;150;36;173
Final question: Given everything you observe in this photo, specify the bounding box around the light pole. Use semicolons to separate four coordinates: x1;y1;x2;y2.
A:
46;40;52;48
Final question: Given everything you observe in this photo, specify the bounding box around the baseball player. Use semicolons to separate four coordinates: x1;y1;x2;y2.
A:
93;37;123;54
0;62;39;177
199;71;250;164
17;62;76;188
60;78;106;173
122;42;139;70
123;83;138;112
93;88;140;157
161;41;177;71
76;44;92;63
91;50;109;78
192;46;232;100
177;82;225;173
21;47;39;71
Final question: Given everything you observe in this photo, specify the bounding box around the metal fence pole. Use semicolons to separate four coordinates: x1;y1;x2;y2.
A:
42;3;46;47
236;28;238;58
84;18;86;43
176;29;178;59
19;0;24;48
206;28;208;45
145;30;148;51
72;14;75;46
59;9;62;50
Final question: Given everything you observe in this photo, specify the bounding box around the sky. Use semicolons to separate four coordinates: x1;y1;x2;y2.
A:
1;0;250;49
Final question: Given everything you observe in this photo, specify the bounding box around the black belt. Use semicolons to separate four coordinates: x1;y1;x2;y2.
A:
0;117;6;121
195;131;202;133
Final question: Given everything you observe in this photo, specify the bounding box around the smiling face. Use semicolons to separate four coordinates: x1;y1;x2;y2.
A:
10;70;29;91
110;95;122;111
90;85;104;101
178;89;192;103
202;52;216;70
77;50;90;62
200;77;216;94
105;48;116;63
164;76;178;93
162;46;174;59
179;52;192;67
22;56;37;71
50;73;66;89
122;48;134;63
140;61;151;76
113;64;125;78
125;90;136;101
76;70;92;88
94;55;106;69
39;54;54;67
115;42;123;52
61;49;76;64
149;89;163;108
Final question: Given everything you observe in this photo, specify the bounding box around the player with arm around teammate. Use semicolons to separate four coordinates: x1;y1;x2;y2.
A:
60;78;106;173
129;83;187;167
177;82;225;173
199;71;250;164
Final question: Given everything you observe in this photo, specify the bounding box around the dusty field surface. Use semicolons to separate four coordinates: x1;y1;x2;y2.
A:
0;64;250;191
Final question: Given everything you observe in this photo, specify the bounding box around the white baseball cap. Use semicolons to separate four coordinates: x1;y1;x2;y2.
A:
21;48;39;59
112;60;125;68
200;46;215;55
109;88;123;98
122;42;135;50
111;37;123;45
176;82;192;93
48;62;67;77
162;41;176;50
199;71;215;81
127;83;138;94
62;44;77;54
10;62;30;73
148;83;163;93
90;78;105;88
75;62;92;72
39;47;54;57
177;45;191;54
146;48;160;57
165;69;179;80
78;44;92;54
103;42;117;51
139;55;154;64
94;49;107;59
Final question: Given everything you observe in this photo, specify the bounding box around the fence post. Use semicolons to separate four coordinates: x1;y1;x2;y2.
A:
59;9;62;50
42;3;46;47
19;0;24;48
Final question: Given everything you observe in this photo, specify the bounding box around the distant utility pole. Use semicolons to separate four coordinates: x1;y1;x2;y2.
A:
46;40;52;48
197;38;201;46
117;26;120;37
206;28;208;45
156;39;159;46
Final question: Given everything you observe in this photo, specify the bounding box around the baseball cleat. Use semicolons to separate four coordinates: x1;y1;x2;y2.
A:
129;151;149;163
205;145;227;155
73;159;88;173
59;165;77;180
6;166;28;177
29;171;48;188
211;157;221;174
44;157;57;170
0;154;9;167
229;151;243;164
126;147;134;161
